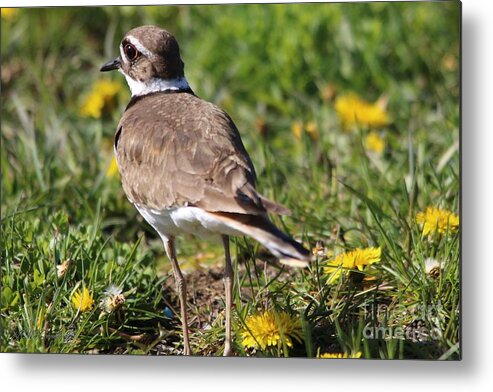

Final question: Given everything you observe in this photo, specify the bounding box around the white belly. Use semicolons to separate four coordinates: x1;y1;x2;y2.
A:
134;204;244;241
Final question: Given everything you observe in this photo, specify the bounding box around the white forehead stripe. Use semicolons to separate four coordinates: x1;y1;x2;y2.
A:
126;35;154;58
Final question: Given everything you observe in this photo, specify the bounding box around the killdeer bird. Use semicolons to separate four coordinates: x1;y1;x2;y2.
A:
101;25;310;356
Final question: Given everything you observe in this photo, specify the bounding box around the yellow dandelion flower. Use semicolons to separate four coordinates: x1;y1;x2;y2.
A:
71;287;94;312
291;120;318;141
335;93;390;129
291;120;304;141
319;351;362;359
106;156;119;178
1;8;18;21
80;80;122;119
416;207;459;237
241;310;304;350
323;247;381;284
351;247;381;270
305;121;319;141
365;131;385;154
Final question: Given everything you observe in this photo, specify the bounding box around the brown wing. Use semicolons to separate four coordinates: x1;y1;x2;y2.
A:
115;92;290;215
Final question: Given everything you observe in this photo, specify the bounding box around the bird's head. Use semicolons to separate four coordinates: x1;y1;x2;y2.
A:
100;25;189;96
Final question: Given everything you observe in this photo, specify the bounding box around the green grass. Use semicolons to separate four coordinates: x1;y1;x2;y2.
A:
1;2;460;358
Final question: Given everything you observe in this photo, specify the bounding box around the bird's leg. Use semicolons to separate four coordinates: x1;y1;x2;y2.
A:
163;236;191;356
222;235;234;356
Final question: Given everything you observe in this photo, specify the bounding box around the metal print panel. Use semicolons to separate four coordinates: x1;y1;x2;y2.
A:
1;1;460;359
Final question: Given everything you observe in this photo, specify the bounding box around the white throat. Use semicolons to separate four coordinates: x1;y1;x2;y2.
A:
121;73;190;97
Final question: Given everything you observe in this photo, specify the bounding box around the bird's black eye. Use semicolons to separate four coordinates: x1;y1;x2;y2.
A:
124;43;139;61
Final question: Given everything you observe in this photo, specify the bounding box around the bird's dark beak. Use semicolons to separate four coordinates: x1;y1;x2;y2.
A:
100;57;121;72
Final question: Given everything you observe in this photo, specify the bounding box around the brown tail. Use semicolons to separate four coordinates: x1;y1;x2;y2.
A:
207;211;311;267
